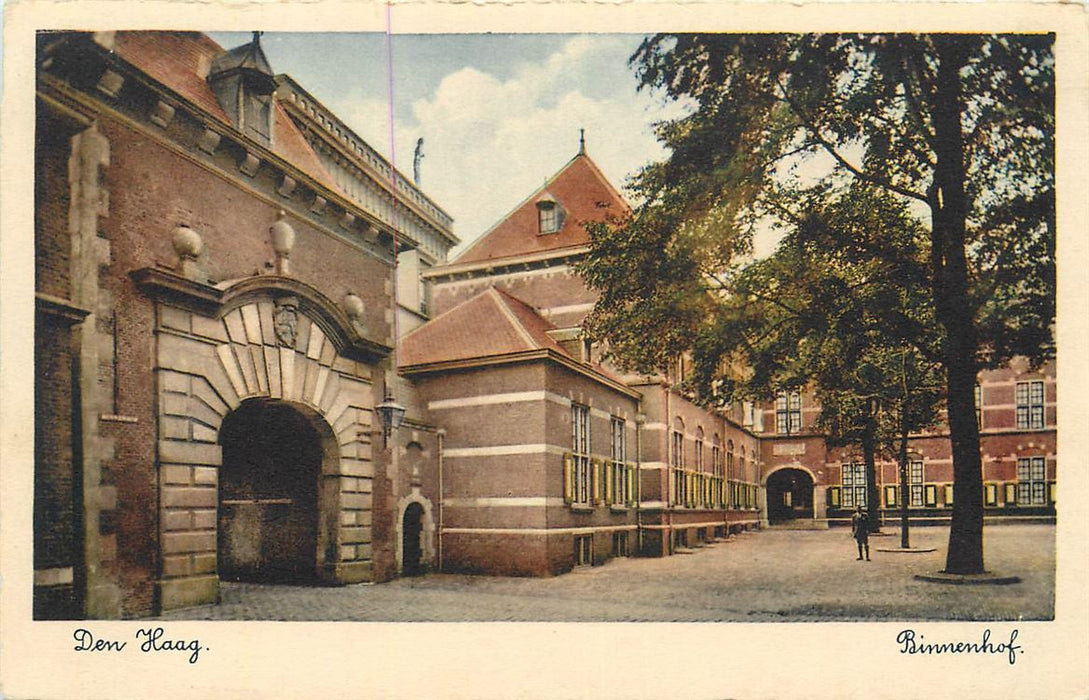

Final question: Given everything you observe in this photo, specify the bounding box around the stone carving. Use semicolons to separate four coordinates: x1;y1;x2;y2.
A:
273;297;298;348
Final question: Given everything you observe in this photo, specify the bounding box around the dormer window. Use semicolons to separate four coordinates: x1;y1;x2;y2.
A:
208;32;277;148
536;193;564;235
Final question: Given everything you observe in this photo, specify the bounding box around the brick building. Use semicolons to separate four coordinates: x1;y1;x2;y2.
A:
34;31;455;618
756;361;1057;528
34;31;1055;620
415;146;764;571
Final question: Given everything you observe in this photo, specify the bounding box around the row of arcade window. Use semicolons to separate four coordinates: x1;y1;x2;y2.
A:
669;422;756;509
564;405;636;508
832;457;1053;508
775;380;1047;435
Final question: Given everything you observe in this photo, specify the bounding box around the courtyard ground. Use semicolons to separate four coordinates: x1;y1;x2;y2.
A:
151;523;1054;622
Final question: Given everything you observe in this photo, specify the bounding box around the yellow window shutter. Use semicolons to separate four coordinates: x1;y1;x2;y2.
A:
563;454;573;504
592;459;602;504
605;462;613;505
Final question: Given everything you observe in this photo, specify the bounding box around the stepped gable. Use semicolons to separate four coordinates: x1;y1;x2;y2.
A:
453;152;630;265
400;287;568;367
112;31;336;191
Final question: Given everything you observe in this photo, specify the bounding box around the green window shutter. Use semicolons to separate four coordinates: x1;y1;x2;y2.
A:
829;486;841;508
563;454;573;504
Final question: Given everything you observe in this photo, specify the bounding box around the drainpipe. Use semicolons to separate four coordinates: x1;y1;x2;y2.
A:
437;427;445;571
665;384;672;555
635;410;645;555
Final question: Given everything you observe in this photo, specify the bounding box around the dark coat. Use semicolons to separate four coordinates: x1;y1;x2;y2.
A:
851;512;869;543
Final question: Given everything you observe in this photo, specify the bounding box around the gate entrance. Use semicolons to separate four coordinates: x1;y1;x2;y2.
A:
402;502;424;576
766;468;814;524
218;400;321;583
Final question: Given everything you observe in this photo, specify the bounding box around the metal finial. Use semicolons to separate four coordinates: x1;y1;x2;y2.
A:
578;128;586;154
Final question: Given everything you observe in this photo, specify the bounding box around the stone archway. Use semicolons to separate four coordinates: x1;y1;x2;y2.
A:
141;275;391;611
218;399;335;583
765;468;815;524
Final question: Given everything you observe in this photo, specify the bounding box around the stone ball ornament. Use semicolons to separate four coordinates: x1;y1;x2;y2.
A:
342;291;365;321
269;210;296;256
171;224;203;260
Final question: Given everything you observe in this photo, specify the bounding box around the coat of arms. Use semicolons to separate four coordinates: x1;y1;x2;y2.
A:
273;298;298;348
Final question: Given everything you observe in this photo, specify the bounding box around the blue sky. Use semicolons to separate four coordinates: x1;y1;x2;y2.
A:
202;32;969;263
210;32;685;253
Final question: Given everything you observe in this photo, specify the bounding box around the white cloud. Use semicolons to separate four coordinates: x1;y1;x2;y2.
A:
338;36;687;255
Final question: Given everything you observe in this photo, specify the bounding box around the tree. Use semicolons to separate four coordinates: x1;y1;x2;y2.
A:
714;186;944;534
580;34;1054;574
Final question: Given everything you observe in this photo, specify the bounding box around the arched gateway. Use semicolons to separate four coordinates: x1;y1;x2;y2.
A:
136;272;391;611
765;467;815;524
218;399;331;583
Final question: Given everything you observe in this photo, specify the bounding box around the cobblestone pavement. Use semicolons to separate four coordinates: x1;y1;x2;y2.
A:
152;524;1054;622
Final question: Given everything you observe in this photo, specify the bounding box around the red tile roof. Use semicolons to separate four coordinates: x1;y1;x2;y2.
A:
400;287;568;367
453;153;630;265
113;32;232;124
400;286;636;397
111;31;336;191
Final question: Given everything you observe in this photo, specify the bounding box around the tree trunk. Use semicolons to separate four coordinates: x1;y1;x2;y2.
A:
862;417;881;533
931;37;985;575
898;407;910;549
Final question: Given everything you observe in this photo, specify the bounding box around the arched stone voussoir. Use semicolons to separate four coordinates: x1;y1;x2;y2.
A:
217;276;392;364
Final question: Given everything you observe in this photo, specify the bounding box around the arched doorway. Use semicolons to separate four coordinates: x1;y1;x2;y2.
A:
218;399;322;583
766;468;815;524
401;502;424;576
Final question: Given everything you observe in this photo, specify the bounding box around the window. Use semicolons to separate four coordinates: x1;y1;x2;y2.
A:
671;420;686;506
571;404;592;505
974;384;982;429
1016;380;1045;430
694;428;705;508
610;417;629;506
674;355;687;383
613;531;630;557
909;460;924;507
537;199;562;234
711;435;723;509
1016;456;1047;505
574;535;592;566
776;392;802;434
841;463;867;509
727;440;734;478
743;401;755;427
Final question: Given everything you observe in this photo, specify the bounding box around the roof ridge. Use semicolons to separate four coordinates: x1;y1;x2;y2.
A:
452;152;586;263
400;285;495;343
487;288;538;350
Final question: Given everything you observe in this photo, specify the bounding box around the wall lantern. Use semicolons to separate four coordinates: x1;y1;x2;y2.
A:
376;392;406;446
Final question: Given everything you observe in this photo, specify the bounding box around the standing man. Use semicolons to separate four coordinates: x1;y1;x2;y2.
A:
851;506;871;561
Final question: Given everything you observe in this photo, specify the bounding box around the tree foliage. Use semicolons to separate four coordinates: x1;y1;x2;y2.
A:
579;33;1054;574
